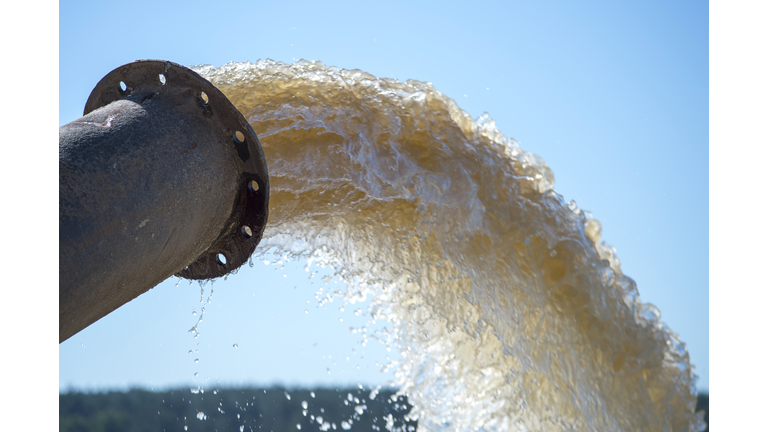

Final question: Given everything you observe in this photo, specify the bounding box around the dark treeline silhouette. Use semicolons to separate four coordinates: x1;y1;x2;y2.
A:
60;386;415;432
60;387;709;432
697;393;709;432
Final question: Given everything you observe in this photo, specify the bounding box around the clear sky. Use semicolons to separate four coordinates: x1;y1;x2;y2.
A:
58;0;709;393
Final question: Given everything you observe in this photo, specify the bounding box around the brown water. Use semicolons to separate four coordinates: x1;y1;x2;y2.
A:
194;60;703;432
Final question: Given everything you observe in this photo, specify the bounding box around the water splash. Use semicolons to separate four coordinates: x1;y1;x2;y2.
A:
194;60;703;431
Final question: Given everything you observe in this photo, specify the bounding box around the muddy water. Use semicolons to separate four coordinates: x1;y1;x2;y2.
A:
194;60;702;432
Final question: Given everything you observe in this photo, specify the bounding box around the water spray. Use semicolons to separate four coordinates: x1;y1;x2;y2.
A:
59;60;269;343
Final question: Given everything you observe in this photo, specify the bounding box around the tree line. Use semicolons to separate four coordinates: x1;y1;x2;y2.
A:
60;387;708;432
60;386;415;432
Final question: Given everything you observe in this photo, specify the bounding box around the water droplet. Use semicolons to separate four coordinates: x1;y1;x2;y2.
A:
194;358;199;363
310;391;315;398
184;426;188;431
196;411;206;420
240;426;245;432
296;424;302;430
233;343;238;349
301;400;308;409
284;391;291;400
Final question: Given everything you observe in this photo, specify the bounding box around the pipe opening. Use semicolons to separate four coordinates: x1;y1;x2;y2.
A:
118;81;128;94
216;253;227;266
234;131;245;144
200;92;209;104
158;73;166;85
248;180;259;192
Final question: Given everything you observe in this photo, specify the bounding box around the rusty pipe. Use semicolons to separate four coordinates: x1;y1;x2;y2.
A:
59;60;269;343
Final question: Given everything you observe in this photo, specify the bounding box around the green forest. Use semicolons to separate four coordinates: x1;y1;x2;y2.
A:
60;387;708;432
60;387;415;432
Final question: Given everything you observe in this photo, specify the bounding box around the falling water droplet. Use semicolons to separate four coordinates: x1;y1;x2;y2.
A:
233;343;238;349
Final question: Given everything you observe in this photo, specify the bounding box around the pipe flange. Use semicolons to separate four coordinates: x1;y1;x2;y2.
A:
84;60;269;280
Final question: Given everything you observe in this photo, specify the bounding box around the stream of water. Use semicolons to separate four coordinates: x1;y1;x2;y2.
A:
193;60;703;432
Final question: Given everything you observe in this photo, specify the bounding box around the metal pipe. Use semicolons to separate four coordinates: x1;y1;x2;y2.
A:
59;60;269;343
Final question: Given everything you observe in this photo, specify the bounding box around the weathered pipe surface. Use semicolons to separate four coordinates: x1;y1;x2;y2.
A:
59;60;269;343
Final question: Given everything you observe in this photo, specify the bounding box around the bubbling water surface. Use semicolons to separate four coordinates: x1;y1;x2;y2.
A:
194;60;702;432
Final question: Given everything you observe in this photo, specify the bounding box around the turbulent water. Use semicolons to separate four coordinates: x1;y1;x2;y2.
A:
193;60;703;432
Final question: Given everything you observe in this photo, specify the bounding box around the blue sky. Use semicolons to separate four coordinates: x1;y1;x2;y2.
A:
58;0;709;393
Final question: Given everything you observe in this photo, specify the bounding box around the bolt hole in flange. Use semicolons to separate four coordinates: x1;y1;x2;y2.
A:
248;180;259;192
216;253;227;266
158;73;166;85
119;81;128;93
234;130;246;144
241;225;253;238
200;92;209;104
